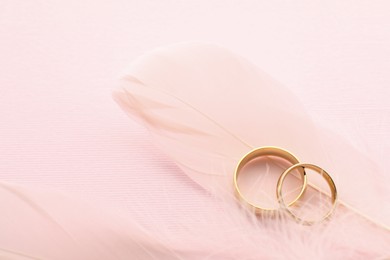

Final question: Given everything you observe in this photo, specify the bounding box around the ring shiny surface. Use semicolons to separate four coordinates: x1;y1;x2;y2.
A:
234;146;307;213
276;163;338;225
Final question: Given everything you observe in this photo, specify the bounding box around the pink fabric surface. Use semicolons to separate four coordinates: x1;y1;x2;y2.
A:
0;0;390;257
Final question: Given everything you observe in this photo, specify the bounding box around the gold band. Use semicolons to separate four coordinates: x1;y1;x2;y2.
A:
234;146;307;213
276;163;338;225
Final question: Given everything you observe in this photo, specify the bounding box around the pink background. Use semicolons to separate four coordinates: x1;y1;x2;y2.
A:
1;0;389;224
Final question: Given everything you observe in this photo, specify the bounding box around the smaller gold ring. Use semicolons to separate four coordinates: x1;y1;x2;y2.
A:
234;146;307;213
276;163;338;225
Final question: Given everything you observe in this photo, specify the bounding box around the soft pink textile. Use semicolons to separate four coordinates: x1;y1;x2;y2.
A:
1;1;390;259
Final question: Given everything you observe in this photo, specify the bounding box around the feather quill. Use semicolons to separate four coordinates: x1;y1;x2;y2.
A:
113;42;390;258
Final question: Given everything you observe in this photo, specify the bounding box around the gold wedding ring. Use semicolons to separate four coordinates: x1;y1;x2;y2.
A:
277;163;338;225
234;146;307;213
234;146;338;225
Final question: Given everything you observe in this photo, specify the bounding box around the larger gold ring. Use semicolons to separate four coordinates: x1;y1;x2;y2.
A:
234;146;307;213
276;163;338;225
